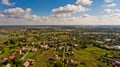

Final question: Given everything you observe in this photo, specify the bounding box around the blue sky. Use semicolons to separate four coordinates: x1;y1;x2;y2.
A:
0;0;105;16
0;0;120;25
1;0;76;16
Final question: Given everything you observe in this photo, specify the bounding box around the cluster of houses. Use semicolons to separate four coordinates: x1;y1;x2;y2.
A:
0;45;37;67
23;59;35;67
48;44;77;66
50;54;77;66
66;59;77;66
0;54;15;64
40;44;49;50
96;38;120;50
51;54;59;61
65;46;74;56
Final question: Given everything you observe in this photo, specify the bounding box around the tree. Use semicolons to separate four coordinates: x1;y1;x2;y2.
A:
54;62;63;67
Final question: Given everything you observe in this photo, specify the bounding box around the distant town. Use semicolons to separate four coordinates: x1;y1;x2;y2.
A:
0;25;120;67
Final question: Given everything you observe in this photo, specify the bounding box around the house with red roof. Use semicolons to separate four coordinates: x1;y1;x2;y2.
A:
9;55;15;60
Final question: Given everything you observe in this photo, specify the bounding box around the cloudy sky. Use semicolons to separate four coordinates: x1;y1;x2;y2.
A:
0;0;120;25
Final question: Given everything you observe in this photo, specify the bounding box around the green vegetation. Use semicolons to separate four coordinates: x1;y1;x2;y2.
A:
0;26;120;67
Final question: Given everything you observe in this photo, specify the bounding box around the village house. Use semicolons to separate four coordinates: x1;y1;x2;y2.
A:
23;60;30;67
5;63;10;67
66;51;74;56
73;37;76;40
56;46;63;51
106;46;114;49
115;61;120;67
52;54;59;61
9;55;15;60
66;59;77;66
15;49;22;54
105;39;112;42
21;46;27;50
0;57;8;64
32;42;35;45
73;44;78;47
106;45;120;50
22;39;26;42
28;59;35;65
113;45;120;50
3;57;8;62
1;55;15;65
21;46;31;51
23;59;35;67
31;47;37;52
40;45;49;50
66;46;70;52
96;41;104;44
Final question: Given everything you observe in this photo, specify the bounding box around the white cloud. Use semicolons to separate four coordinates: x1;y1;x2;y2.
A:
103;9;112;13
2;7;42;22
2;0;15;6
52;13;72;17
3;7;30;19
0;14;5;17
103;8;120;14
1;12;120;25
1;1;120;25
52;0;93;17
76;0;93;5
103;0;118;15
104;3;117;7
52;4;89;17
105;0;113;3
98;13;120;25
82;14;91;18
114;9;120;12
